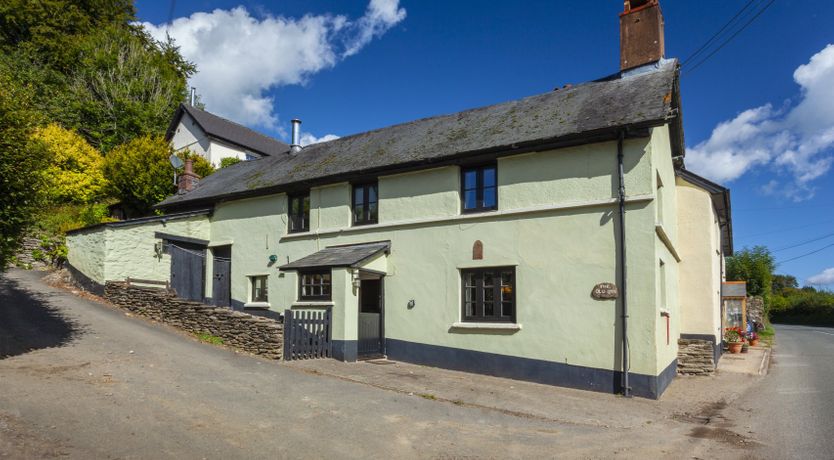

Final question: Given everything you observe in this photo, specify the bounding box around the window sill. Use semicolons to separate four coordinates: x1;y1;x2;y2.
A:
243;302;270;310
292;301;334;308
450;322;522;331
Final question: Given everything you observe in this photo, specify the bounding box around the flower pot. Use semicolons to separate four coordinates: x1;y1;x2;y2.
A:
728;342;743;353
741;343;749;353
749;339;760;347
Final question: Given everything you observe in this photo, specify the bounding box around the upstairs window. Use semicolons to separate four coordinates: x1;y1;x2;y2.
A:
461;267;515;323
299;270;332;301
352;182;378;226
288;192;310;233
461;164;497;213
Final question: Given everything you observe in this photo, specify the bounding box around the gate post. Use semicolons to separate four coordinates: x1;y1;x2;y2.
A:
283;309;292;361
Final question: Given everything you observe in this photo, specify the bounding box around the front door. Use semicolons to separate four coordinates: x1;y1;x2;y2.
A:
212;246;232;307
358;277;384;356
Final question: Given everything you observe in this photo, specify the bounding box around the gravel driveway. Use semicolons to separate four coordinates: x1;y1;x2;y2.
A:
0;269;766;459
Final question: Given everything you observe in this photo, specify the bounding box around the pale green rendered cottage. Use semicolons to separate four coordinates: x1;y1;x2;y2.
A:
66;1;733;398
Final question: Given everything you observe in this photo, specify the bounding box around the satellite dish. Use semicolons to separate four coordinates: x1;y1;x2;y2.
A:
169;154;184;169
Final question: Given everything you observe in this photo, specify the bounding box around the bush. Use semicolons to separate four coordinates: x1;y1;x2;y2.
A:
219;157;242;169
31;123;109;204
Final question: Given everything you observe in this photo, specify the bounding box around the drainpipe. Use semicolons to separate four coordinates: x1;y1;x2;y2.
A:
617;129;631;398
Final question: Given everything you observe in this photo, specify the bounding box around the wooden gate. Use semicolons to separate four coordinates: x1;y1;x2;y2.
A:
169;243;205;301
283;309;332;360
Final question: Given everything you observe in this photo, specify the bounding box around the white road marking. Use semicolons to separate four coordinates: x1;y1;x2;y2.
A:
814;330;834;336
777;388;820;395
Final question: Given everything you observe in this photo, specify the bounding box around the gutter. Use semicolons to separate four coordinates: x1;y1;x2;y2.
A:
616;129;631;398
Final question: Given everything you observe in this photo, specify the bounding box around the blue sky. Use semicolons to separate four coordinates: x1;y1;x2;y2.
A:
136;1;834;287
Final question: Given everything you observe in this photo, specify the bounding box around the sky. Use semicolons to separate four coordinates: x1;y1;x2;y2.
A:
135;0;834;287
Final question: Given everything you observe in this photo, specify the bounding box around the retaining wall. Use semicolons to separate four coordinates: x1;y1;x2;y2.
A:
104;281;283;359
677;339;715;375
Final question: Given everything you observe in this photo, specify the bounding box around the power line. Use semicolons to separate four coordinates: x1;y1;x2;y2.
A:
777;242;834;265
684;0;778;75
774;231;834;252
681;0;760;67
167;0;177;24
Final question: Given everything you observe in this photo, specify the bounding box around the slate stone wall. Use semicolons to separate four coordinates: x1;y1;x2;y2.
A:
677;339;715;375
747;296;765;325
105;281;283;359
14;237;49;269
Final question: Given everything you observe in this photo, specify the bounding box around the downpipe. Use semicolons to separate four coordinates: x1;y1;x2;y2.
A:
617;130;631;398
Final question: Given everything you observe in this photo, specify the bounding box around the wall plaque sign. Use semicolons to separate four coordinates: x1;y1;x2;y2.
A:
592;282;619;300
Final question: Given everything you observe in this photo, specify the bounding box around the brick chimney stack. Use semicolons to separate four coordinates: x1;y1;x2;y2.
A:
620;0;665;71
177;158;200;194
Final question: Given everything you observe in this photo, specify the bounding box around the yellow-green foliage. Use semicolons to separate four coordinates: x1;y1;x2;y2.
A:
33;123;108;204
104;134;176;216
177;149;214;179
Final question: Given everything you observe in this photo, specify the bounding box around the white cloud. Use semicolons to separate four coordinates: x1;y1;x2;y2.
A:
141;1;405;130
808;267;834;285
299;132;339;146
686;44;834;200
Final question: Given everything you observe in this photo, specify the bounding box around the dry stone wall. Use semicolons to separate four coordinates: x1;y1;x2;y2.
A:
677;339;715;375
747;296;765;325
105;281;283;359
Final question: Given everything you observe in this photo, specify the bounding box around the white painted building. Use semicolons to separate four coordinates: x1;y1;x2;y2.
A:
165;104;289;167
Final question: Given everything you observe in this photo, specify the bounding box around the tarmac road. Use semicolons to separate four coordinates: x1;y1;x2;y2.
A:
0;268;767;459
736;324;834;459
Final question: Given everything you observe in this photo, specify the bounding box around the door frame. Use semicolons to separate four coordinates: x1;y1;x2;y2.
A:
357;270;385;356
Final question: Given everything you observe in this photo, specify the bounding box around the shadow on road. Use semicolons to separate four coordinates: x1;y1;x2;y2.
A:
0;273;80;359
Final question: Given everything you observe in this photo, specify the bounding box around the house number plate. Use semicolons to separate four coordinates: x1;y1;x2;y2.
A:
592;282;619;300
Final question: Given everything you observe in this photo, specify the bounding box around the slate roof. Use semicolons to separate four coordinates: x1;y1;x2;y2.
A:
676;168;734;255
165;104;290;157
159;60;681;210
722;282;747;298
279;241;391;270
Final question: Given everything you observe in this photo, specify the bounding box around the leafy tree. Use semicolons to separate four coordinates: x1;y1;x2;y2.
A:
104;136;214;217
219;157;242;169
0;71;48;268
104;135;176;217
726;246;775;310
67;26;195;151
0;0;135;72
32;124;109;204
772;274;799;295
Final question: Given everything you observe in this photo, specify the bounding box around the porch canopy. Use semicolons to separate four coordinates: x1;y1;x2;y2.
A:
279;241;390;271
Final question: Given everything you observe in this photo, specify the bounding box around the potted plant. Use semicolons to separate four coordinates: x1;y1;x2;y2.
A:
747;331;760;347
724;327;744;353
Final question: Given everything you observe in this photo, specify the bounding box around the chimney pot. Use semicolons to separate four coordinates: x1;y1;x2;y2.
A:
620;0;664;71
290;118;302;153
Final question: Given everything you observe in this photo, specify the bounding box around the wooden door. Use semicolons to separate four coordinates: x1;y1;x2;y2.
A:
212;246;232;307
169;243;205;301
358;278;383;355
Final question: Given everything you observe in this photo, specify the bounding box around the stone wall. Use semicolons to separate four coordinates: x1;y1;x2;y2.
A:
677;339;715;375
105;281;283;359
747;296;765;325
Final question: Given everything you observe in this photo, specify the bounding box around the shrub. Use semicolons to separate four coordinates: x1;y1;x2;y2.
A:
219;157;242;169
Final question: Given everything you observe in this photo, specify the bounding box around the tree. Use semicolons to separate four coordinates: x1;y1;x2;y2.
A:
726;246;775;309
0;71;48;268
32;124;109;204
178;150;215;179
772;274;799;296
104;135;177;217
67;26;195;152
104;136;214;217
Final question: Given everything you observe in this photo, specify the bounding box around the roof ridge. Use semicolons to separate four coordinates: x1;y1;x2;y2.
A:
183;104;288;146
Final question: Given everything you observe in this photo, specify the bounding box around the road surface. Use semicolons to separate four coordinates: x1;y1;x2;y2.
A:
733;324;834;459
0;268;773;458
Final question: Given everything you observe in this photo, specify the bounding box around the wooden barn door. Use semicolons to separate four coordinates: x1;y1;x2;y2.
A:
169;242;205;301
